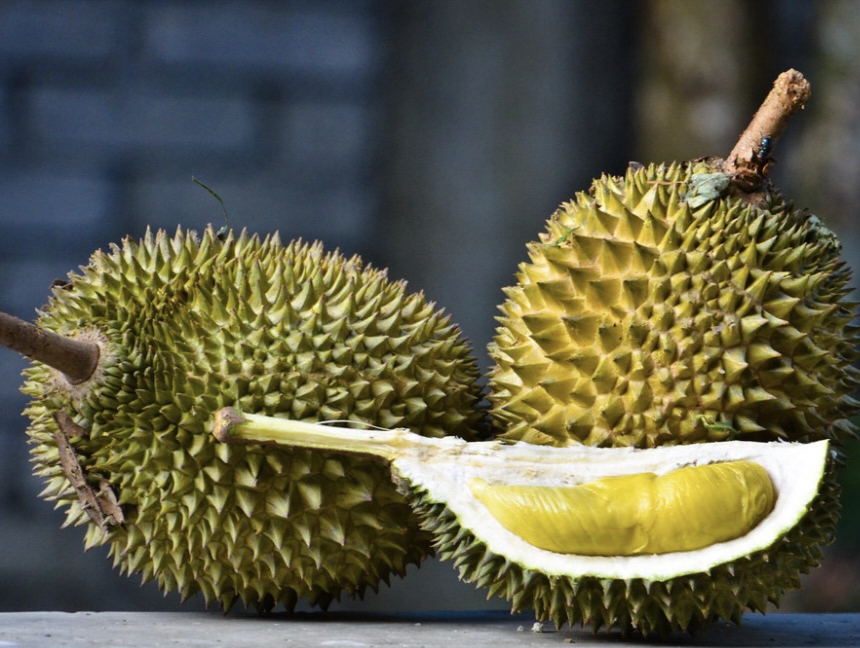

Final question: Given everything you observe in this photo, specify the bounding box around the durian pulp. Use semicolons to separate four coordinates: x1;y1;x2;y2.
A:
468;460;775;556
216;410;828;580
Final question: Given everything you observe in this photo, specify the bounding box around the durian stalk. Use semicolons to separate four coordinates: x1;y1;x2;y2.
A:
213;407;441;462
724;68;811;191
0;310;99;384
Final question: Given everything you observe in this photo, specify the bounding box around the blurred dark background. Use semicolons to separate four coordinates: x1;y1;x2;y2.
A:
1;0;859;613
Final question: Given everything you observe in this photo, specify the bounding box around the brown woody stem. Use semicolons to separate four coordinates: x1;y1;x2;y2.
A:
723;69;811;189
53;411;124;528
0;310;99;384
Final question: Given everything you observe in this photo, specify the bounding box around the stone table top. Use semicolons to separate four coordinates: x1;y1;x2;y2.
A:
0;611;858;647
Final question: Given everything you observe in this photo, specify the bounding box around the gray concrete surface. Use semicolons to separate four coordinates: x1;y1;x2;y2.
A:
0;612;858;648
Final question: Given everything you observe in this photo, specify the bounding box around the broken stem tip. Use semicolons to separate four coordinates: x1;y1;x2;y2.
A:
0;310;100;384
724;69;811;186
212;407;247;443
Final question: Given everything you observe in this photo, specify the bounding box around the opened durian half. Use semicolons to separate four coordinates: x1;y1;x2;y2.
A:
8;226;485;611
213;409;838;636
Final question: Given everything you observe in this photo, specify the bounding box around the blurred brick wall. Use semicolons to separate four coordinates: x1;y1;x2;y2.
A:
0;0;389;611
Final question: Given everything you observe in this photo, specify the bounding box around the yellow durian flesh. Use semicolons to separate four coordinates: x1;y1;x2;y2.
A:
468;460;775;556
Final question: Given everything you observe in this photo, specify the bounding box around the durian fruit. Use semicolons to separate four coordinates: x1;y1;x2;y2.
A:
465;69;857;633
8;226;484;611
213;408;837;636
488;72;860;449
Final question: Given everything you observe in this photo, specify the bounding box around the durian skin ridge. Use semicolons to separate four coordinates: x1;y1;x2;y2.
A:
23;226;485;611
488;161;860;448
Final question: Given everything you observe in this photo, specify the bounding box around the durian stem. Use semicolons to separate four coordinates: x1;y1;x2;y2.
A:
0;310;99;384
213;407;439;462
724;69;811;189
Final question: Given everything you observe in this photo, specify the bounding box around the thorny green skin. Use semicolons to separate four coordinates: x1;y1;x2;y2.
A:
489;161;860;448
23;226;484;611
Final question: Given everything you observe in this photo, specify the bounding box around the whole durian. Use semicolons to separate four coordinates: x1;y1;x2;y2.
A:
488;74;860;450
488;159;859;448
11;226;484;611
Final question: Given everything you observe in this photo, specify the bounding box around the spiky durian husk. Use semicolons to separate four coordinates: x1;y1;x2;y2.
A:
23;226;484;610
403;467;840;637
489;161;860;448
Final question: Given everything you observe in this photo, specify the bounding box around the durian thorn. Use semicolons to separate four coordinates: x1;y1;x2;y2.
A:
0;310;100;384
212;407;438;463
723;69;811;190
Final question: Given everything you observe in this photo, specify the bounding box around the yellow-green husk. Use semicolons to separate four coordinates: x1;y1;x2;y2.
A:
23;226;484;610
488;161;860;447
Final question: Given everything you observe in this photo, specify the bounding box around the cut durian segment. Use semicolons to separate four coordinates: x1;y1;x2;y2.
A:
214;408;828;584
468;459;775;556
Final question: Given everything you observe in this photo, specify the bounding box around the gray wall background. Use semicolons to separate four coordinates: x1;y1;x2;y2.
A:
1;0;859;614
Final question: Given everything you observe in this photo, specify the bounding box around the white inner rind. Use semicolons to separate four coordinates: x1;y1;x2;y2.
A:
393;439;829;580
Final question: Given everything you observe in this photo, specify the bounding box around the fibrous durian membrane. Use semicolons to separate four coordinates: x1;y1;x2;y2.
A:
468;460;775;556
